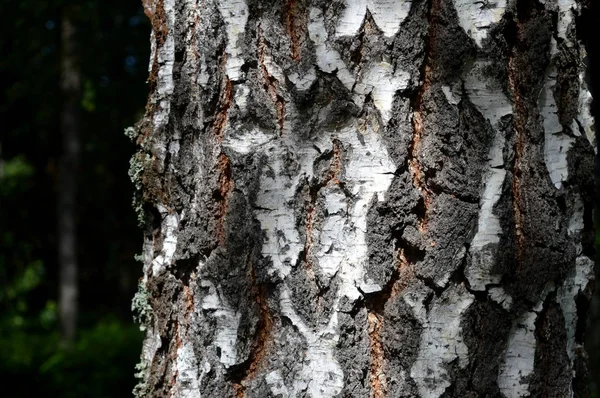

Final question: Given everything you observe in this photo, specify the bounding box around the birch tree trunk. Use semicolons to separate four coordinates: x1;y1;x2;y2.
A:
130;0;596;396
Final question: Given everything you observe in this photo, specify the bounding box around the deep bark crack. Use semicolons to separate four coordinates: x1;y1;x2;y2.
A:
408;0;438;234
231;258;272;398
215;153;233;246
258;26;286;133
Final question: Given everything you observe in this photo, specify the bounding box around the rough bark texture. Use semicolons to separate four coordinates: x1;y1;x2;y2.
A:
130;0;596;396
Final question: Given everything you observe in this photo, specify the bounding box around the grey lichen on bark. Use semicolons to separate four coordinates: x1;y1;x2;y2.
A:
130;0;595;397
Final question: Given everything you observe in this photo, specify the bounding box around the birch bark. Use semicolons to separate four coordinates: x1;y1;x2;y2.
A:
130;0;596;396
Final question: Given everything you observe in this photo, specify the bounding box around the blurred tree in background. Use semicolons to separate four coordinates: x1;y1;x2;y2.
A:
0;0;149;396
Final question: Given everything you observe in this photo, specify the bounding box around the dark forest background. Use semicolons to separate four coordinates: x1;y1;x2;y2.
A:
1;1;148;396
0;1;598;397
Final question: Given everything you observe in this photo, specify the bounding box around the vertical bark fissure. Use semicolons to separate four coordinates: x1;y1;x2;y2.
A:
408;0;437;234
139;0;168;145
216;153;233;247
257;26;286;133
232;258;272;398
303;139;343;291
367;311;385;398
213;78;233;142
365;247;415;398
507;26;526;263
284;0;300;61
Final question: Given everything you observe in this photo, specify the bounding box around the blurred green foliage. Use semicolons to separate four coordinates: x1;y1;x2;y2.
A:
0;243;143;397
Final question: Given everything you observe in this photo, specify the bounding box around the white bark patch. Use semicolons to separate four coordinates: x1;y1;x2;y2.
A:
153;0;175;129
452;0;507;47
403;285;430;324
410;284;474;398
574;68;596;150
141;330;162;374
263;53;286;83
280;287;345;398
498;286;553;398
148;31;156;73
198;55;210;86
224;128;275;155
556;0;577;41
313;119;395;301
255;147;313;279
335;0;412;37
224;128;315;279
488;287;513;311
308;9;408;124
559;193;593;388
557;256;594;367
265;370;290;398
463;63;512;295
354;62;410;124
464;61;513;128
498;310;538;398
442;85;460;105
217;0;249;81
141;237;155;284
540;69;574;189
367;0;413;37
288;69;317;91
309;8;355;90
568;193;584;241
315;187;347;281
335;0;367;37
151;205;179;277
200;280;241;368
176;341;202;398
234;84;250;110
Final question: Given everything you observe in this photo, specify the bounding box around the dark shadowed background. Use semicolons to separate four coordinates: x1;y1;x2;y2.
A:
0;0;598;396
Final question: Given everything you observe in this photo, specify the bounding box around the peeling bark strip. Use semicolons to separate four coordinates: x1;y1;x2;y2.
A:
131;0;596;397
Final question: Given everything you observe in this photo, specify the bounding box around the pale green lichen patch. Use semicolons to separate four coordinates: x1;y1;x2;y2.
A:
132;360;150;398
132;283;153;331
124;126;139;142
128;152;153;226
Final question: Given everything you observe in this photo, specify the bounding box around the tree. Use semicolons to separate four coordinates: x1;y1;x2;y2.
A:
130;0;596;396
58;4;81;344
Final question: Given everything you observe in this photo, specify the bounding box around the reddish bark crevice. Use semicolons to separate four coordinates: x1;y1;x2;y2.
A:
409;107;432;233
215;153;233;246
409;0;439;234
213;78;233;141
507;24;526;263
365;247;415;397
183;285;195;329
367;312;386;398
143;0;167;95
233;259;273;398
284;0;302;61
257;26;286;132
327;139;343;186
390;249;415;299
143;0;168;46
303;139;343;291
170;320;182;392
